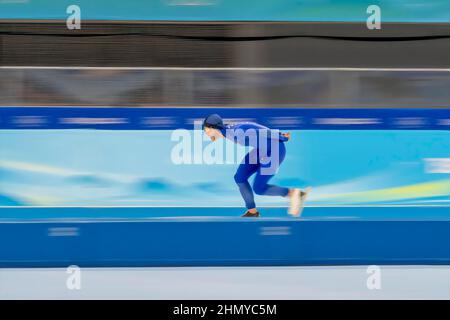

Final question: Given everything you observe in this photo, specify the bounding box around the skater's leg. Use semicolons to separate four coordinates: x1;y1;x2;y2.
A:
253;142;289;197
253;173;290;196
234;149;260;210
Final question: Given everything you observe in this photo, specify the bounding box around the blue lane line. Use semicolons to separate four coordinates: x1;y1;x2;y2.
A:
1;206;450;221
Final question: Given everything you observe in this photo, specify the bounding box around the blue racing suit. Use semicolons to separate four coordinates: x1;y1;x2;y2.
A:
220;122;290;209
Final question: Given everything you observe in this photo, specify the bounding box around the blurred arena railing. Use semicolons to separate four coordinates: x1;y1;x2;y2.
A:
1;21;450;68
2;67;450;108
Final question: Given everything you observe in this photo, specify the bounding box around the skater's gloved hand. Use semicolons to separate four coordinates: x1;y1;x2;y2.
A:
281;132;291;141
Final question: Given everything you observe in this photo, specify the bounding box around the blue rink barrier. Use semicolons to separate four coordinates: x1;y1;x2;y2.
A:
2;107;450;130
0;207;449;267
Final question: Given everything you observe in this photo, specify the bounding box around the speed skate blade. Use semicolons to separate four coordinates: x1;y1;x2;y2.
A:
294;187;312;218
288;188;301;216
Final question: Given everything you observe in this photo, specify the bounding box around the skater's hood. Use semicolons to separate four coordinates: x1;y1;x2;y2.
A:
203;114;225;130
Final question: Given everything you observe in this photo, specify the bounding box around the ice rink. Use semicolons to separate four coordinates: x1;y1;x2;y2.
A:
1;266;449;299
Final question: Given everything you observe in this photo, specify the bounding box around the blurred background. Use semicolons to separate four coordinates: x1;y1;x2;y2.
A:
1;0;450;299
